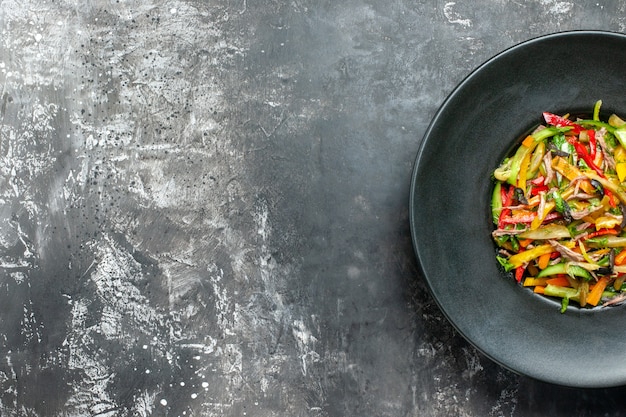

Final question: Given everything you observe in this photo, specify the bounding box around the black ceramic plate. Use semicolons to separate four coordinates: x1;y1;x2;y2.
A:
410;31;626;388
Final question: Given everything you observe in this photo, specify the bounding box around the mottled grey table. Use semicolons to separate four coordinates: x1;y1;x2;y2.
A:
1;1;626;416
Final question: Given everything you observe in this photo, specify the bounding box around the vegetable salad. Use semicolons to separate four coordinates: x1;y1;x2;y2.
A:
492;100;626;312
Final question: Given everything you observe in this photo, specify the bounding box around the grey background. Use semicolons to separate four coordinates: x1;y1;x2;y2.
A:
0;0;625;416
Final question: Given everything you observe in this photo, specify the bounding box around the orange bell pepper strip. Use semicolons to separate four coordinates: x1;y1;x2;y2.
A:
546;276;572;287
615;249;626;266
551;156;595;194
586;276;610;306
537;252;551;269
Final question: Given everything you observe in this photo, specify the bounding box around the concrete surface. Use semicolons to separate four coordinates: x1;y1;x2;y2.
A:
1;0;626;416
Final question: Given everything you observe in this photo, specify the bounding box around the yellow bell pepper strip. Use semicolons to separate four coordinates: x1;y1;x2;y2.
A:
578;240;594;265
530;201;555;230
582;171;626;205
508;244;554;269
528;141;545;178
614;145;626;182
517;150;532;191
523;277;548;287
594;217;621;231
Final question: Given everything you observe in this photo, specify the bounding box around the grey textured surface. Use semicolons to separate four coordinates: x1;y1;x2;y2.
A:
1;0;626;416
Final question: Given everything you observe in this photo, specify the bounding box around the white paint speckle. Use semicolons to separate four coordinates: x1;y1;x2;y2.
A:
538;0;573;14
443;2;471;27
190;393;197;399
160;399;168;406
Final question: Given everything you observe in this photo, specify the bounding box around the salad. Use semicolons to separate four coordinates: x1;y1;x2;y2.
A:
492;100;626;312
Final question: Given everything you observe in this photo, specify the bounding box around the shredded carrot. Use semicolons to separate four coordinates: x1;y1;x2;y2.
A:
533;286;546;294
587;276;610;306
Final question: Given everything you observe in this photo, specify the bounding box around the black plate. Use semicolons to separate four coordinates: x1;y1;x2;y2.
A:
409;31;626;388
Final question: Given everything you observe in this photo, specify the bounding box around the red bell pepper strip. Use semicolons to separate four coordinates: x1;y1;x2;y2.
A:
585;228;619;240
588;129;597;159
530;175;545;185
498;185;515;228
567;136;604;177
515;265;525;283
499;212;560;225
543;112;583;134
606;189;617;208
530;184;549;196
